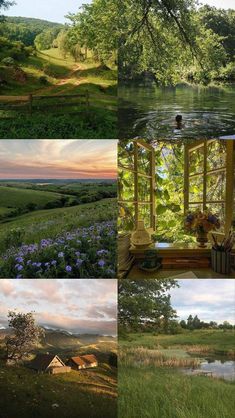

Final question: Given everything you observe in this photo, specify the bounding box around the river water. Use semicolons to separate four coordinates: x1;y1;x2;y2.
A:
182;356;235;381
118;82;235;140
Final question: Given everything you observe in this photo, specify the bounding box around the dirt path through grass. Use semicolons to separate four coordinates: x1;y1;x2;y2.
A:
34;63;82;96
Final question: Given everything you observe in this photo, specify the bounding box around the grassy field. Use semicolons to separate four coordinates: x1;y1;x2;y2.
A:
119;331;235;418
0;48;117;138
0;331;117;418
0;185;72;214
0;181;117;278
120;330;235;356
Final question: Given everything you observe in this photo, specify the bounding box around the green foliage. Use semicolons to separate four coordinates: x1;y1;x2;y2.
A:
119;0;234;84
35;27;61;51
118;279;177;331
66;0;118;64
6;311;45;362
0;17;63;46
0;35;30;61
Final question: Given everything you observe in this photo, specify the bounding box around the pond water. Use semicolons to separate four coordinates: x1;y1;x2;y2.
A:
182;356;235;381
118;82;235;140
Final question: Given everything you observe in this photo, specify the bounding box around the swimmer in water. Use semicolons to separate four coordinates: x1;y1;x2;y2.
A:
175;114;183;130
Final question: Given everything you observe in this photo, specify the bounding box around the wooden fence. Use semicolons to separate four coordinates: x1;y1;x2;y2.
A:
0;91;90;118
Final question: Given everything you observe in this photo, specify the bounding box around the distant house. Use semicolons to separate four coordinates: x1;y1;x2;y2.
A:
29;354;71;374
67;354;98;370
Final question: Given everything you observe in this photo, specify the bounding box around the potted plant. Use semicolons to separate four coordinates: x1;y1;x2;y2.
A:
185;209;220;247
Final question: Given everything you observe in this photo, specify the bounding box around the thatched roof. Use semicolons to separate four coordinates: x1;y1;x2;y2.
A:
29;354;65;371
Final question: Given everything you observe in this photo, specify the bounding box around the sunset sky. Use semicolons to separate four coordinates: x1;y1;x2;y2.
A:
170;279;235;324
0;279;117;335
0;140;117;179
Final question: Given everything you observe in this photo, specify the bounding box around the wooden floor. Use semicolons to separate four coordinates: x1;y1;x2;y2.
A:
127;263;235;279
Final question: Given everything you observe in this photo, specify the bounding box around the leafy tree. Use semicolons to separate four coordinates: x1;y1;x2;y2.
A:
180;319;187;329
0;0;14;22
5;311;45;363
118;279;178;331
34;27;61;50
66;0;118;64
119;0;229;84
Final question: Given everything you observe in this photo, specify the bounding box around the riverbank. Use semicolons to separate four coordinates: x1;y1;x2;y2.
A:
119;331;235;418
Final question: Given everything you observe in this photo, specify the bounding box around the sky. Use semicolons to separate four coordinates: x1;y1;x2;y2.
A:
170;279;235;324
0;140;117;179
0;279;117;335
199;0;234;9
5;0;92;24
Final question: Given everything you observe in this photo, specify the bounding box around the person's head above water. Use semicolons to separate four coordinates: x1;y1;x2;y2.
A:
175;114;182;123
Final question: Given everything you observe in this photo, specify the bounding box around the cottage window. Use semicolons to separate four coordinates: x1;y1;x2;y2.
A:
119;139;235;238
118;140;155;232
184;140;235;235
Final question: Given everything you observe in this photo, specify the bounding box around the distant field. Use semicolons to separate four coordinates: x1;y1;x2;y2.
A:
121;330;235;355
0;185;72;212
119;331;235;418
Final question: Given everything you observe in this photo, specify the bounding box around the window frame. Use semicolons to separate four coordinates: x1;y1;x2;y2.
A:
118;140;156;231
184;139;235;235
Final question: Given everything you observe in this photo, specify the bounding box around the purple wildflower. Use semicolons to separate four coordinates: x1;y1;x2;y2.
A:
66;265;72;272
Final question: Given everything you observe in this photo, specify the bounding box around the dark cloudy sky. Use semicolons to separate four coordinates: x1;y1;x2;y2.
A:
0;279;117;335
169;279;235;324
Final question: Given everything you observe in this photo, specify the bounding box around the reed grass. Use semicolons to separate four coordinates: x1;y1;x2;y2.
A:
119;347;201;368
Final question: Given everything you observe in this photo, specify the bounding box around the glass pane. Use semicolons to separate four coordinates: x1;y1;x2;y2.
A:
189;203;203;211
206;171;226;202
137;145;151;175
119;141;134;169
118;169;135;201
206;203;225;229
189;175;203;203
207;140;226;171
118;202;135;232
138;204;152;229
189;146;204;176
138;175;151;202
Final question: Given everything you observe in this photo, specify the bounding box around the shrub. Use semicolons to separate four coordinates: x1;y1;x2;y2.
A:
1;56;15;66
39;75;49;85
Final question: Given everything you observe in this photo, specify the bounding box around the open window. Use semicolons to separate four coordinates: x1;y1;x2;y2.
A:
184;140;235;235
119;139;235;240
118;140;155;232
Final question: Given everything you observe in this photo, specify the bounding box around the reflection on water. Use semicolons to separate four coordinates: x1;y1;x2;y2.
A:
118;82;235;140
182;357;235;381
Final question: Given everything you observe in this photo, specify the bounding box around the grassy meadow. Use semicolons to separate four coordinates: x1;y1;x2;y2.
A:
119;331;235;418
0;181;117;278
0;48;117;138
0;330;117;418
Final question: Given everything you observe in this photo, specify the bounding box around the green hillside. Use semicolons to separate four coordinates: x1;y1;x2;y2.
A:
0;198;117;278
0;185;71;210
0;330;117;418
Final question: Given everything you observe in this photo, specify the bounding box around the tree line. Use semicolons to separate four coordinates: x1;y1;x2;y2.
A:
0;0;117;66
119;280;234;335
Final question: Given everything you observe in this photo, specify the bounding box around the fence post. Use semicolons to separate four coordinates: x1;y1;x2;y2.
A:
85;90;90;115
28;94;33;116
